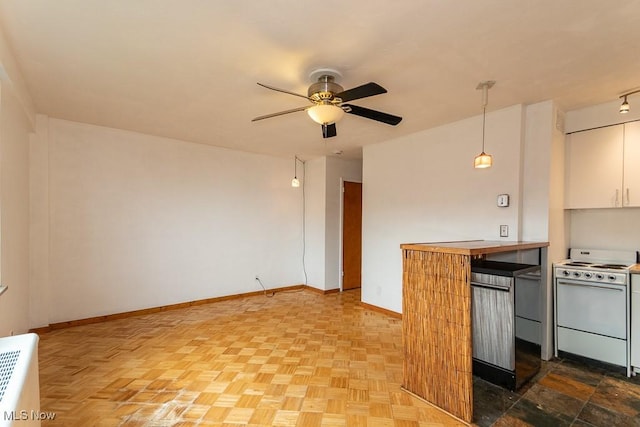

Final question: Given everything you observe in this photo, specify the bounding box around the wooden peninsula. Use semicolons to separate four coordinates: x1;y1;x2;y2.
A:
400;240;549;423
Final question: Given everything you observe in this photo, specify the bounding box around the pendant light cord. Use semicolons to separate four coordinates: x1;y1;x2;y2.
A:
481;105;487;152
480;83;488;153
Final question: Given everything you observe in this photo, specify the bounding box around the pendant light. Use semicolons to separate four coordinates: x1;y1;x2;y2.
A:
618;88;640;114
474;81;495;169
620;95;630;114
291;156;300;187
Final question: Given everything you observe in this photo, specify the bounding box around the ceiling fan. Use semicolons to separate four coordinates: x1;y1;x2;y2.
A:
252;68;402;138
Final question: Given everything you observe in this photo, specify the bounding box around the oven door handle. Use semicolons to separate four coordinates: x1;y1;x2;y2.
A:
557;281;624;292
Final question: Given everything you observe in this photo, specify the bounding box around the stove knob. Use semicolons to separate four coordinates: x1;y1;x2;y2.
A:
584;272;593;279
572;271;582;278
608;275;617;281
562;270;570;276
595;273;605;280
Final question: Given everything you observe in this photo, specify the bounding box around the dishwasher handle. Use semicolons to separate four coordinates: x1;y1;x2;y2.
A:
515;270;541;280
471;281;511;292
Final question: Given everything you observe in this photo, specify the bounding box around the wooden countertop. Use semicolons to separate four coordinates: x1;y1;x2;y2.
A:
630;264;640;274
400;240;549;256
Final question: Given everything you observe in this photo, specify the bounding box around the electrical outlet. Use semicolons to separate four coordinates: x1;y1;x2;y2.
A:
500;225;509;237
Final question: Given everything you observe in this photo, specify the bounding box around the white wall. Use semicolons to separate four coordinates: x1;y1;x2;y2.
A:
362;105;525;313
0;82;33;336
32;118;306;324
303;156;362;291
520;100;567;359
325;157;362;290
29;115;50;328
522;102;553;242
547;111;570;265
521;100;568;260
0;22;36;337
565;100;640;251
565;99;640;133
570;208;640;252
303;157;326;290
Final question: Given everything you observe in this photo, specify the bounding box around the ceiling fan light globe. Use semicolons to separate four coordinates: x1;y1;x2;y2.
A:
307;104;344;125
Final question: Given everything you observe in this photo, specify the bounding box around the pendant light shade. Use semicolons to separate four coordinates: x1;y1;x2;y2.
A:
474;81;495;169
620;96;630;114
474;152;493;168
618;88;640;114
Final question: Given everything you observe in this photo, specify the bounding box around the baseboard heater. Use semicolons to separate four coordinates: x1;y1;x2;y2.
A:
0;333;41;427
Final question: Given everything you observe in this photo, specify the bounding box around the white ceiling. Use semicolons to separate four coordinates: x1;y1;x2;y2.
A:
1;1;639;160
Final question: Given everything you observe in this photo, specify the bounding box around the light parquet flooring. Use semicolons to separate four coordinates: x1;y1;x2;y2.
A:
38;289;465;427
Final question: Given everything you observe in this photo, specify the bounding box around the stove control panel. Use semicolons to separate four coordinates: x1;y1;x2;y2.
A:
555;267;628;285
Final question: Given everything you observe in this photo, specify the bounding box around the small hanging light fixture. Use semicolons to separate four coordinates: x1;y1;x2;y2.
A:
618;88;640;114
474;81;495;169
291;156;300;187
620;95;630;114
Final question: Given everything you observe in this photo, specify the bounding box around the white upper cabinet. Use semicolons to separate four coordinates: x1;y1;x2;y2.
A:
565;124;624;209
623;121;640;207
566;122;640;209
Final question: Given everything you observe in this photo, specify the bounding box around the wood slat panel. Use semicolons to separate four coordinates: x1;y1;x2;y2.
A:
402;249;473;422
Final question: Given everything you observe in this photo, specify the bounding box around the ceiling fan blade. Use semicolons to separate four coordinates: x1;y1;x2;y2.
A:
322;123;337;138
252;106;308;121
257;82;311;100
343;104;402;126
335;82;387;102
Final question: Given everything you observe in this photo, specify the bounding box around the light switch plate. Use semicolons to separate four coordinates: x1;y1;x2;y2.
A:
500;225;509;237
497;194;510;207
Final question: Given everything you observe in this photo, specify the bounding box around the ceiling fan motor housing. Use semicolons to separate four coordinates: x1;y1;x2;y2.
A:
308;75;344;102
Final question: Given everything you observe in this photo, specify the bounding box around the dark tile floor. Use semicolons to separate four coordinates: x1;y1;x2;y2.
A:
473;357;640;426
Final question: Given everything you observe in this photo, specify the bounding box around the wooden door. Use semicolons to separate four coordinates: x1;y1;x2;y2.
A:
342;181;362;290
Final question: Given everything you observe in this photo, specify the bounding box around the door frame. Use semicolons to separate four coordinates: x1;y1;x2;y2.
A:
339;178;362;291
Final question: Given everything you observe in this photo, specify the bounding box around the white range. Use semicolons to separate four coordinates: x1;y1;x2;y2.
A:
554;248;638;377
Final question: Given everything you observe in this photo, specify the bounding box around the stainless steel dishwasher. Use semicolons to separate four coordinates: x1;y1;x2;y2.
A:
471;260;541;391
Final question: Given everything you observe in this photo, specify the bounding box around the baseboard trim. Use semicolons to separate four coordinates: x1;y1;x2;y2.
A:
359;301;402;319
29;285;376;334
30;284;311;334
304;286;341;295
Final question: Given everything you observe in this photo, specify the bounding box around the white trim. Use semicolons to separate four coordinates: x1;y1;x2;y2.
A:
339;178;344;291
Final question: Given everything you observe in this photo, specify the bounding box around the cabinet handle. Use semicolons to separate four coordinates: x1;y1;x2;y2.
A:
626;188;630;206
615;189;620;206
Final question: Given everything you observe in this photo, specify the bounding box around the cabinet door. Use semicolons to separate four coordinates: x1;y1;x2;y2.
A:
623;122;640;207
565;125;624;209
